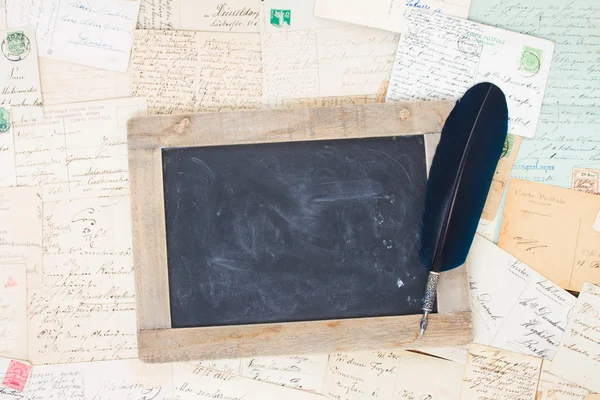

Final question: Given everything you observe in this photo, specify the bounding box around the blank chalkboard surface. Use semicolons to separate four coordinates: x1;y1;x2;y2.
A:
162;135;428;328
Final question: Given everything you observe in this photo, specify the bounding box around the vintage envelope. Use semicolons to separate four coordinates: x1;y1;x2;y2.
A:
499;179;600;291
261;0;399;106
6;0;141;72
386;9;554;138
314;0;471;33
0;27;43;123
137;0;259;32
551;282;600;393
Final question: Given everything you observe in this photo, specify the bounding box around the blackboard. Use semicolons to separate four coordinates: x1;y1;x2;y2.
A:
162;135;428;328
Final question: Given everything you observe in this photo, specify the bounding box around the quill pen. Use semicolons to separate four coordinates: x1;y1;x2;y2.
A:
418;82;508;338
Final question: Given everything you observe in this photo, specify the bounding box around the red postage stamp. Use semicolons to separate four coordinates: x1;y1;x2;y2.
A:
2;360;31;392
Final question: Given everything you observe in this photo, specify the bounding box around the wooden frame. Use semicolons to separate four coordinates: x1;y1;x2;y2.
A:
127;101;472;363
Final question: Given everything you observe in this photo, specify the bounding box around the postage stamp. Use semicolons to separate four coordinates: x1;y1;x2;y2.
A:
2;360;31;392
501;134;516;159
0;107;11;134
270;9;291;28
1;31;31;62
457;32;483;58
519;46;542;76
572;167;600;195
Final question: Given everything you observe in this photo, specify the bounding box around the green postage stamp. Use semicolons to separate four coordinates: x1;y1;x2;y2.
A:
501;134;515;159
270;9;291;28
519;46;542;75
0;107;11;133
1;31;31;62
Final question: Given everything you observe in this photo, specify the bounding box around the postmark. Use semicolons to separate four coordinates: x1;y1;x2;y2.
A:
519;46;542;76
501;134;515;159
270;9;290;28
572;167;600;195
1;31;31;62
457;32;483;58
0;107;10;134
2;360;31;392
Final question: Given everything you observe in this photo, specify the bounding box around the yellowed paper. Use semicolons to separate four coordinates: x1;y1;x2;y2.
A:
482;135;522;220
13;98;147;200
131;30;262;115
138;0;259;32
460;344;542;400
39;59;131;106
261;0;399;106
314;0;472;33
0;187;41;359
28;195;136;364
499;179;600;291
551;282;600;393
0;27;43;123
323;350;464;399
537;360;591;400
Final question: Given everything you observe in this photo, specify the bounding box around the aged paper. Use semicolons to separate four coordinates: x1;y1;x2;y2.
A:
0;187;41;359
551;282;600;393
261;0;399;106
13;97;147;200
537;360;591;400
460;344;542;400
572;168;600;195
0;357;31;398
314;0;471;33
28;195;137;364
323;350;464;399
482;135;523;220
131;30;261;115
39;59;131;106
0;105;16;187
499;179;600;292
0;27;43;123
172;363;326;400
387;9;554;139
198;355;329;392
138;0;259;32
6;0;140;72
0;0;6;31
470;0;600;188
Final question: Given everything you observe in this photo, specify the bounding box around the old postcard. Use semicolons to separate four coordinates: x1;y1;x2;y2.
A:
138;0;259;32
0;187;41;359
261;0;399;106
13;97;147;200
131;30;261;115
387;9;553;139
470;0;600;189
537;360;591;400
0;357;31;398
499;179;600;291
314;0;471;33
460;344;542;400
0;27;43;123
28;195;137;364
551;282;600;393
6;0;140;72
39;59;131;106
323;350;463;399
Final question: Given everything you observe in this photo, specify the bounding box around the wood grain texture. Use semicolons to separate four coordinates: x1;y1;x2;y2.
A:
127;101;454;150
129;148;171;330
137;311;472;363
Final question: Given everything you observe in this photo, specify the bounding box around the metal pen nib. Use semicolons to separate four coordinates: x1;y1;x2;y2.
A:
418;271;439;339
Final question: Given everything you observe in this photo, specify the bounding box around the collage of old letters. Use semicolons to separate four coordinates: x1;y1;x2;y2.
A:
0;0;599;398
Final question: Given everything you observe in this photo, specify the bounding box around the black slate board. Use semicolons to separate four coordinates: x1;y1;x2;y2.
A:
162;135;429;328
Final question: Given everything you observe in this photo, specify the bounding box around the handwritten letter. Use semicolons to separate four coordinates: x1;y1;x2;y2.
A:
387;9;554;138
13;98;147;200
6;0;140;71
551;282;600;393
137;0;259;32
28;196;137;364
460;344;542;400
537;360;591;400
131;30;262;115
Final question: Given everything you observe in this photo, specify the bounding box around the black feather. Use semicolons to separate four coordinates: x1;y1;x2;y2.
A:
420;82;508;272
